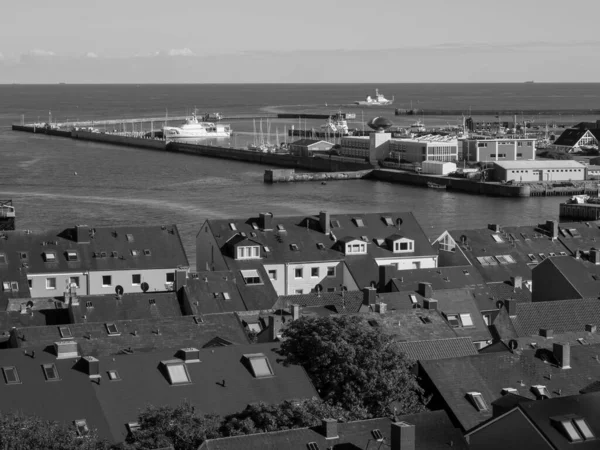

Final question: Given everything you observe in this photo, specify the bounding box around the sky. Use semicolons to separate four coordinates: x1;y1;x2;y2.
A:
1;0;600;82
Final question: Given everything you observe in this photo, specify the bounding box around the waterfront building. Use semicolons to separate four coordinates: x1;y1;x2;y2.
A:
199;410;469;450
0;225;189;298
288;139;334;157
462;138;536;162
389;135;459;163
339;133;393;163
551;122;600;152
195;211;438;297
491;160;585;182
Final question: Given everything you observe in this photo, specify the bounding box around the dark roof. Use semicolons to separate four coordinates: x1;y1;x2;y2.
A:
396;337;478;361
183;272;248;314
0;225;189;276
553;128;588;147
0;262;31;305
0;297;70;332
361;309;459;342
199;410;468;450
557;221;600;255
421;343;600;431
535;256;600;299
274;290;364;313
390;266;486;292
470;282;531;313
70;292;182;323
446;225;569;283
10;313;250;356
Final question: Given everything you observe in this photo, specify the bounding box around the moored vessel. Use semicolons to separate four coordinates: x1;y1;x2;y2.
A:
162;112;231;139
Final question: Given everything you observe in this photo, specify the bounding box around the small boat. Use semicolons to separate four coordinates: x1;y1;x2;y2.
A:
162;112;231;139
354;89;394;106
427;182;447;189
410;120;426;133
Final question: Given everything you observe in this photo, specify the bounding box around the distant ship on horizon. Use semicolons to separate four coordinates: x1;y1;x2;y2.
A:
524;80;535;84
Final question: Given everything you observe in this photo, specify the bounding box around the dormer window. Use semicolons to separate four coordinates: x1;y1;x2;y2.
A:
467;392;488;411
66;251;78;261
552;416;595;442
532;385;550;399
395;240;414;252
43;251;56;262
237;245;260;259
345;240;367;255
241;269;262;285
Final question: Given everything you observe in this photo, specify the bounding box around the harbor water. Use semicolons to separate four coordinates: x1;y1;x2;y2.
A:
1;83;597;269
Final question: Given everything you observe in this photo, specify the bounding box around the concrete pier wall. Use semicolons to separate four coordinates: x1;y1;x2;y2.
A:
264;169;372;183
71;130;166;150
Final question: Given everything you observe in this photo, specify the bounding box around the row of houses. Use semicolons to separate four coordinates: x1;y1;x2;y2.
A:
3;212;600;447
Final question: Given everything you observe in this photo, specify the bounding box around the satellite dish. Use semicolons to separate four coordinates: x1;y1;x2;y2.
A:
508;339;519;351
496;300;505;310
115;285;124;296
370;281;377;288
315;284;323;292
141;282;149;293
396;218;403;227
26;300;34;308
341;285;348;291
460;235;468;244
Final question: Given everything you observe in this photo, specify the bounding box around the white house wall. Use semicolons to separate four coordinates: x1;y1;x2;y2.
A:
87;269;176;295
374;256;437;270
285;261;344;295
28;272;88;298
263;263;286;296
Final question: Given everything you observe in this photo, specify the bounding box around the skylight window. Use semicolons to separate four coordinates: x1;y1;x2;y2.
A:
538;253;547;260
162;361;191;385
290;243;299;251
383;217;394;226
2;366;20;384
353;217;365;227
409;294;418;304
143;249;151;256
0;253;6;264
495;255;516;264
502;388;518;395
223;292;231;300
361;235;368;242
527;253;538;262
229;223;237;231
251;222;258;230
277;224;286;232
532;385;550;399
243;353;274;378
331;220;341;228
372;429;384;441
66;251;78;261
131;249;139;257
375;238;385;246
264;246;270;253
19;252;28;261
446;314;460;328
574;418;595;440
100;251;107;258
460;313;474;327
491;234;504;243
560;252;567;256
107;370;121;381
247;323;262;333
74;419;89;436
43;252;56;262
59;326;72;339
126;233;134;242
307;443;320;450
467;392;488;411
105;323;120;336
42;363;60;381
240;269;262;285
552;416;594;442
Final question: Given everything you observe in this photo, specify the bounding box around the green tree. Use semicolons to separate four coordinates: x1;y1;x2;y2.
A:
220;398;366;436
279;315;425;417
123;403;221;450
0;411;108;450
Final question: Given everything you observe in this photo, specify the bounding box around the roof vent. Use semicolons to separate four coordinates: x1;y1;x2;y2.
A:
176;347;201;363
54;341;79;359
80;356;100;378
423;298;438;311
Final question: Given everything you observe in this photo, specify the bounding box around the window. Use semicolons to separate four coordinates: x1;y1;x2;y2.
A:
229;223;237;231
400;242;408;250
241;269;262;285
532;385;550;399
43;252;56;262
237;245;261;259
574;418;595;440
446;314;460;328
467;392;488;411
164;362;191;385
105;323;120;336
143;249;151;256
460;313;474;327
42;363;60;381
277;224;286;232
111;251;119;258
383;217;394;226
307;443;320;450
102;275;112;287
19;252;28;261
295;268;303;278
107;370;121;381
85;301;93;308
331;220;341;228
327;287;336;292
264;246;270;253
28;279;32;288
243;353;274;378
495;255;516;264
59;326;72;339
491;234;504;243
127;422;140;434
0;253;6;264
166;272;175;283
560;252;567;256
2;281;11;292
131;249;139;257
290;243;299;251
409;294;418;304
66;251;78;261
2;366;20;384
552;416;595;442
223;292;231;300
353;217;365;227
295;289;303;294
132;274;141;285
538;253;546;260
311;267;319;278
126;233;134;242
327;266;336;277
74;419;89;436
372;429;384;441
528;253;538;262
46;277;57;290
268;269;277;280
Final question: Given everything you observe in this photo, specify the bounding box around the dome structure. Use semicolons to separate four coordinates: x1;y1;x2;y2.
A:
367;117;393;132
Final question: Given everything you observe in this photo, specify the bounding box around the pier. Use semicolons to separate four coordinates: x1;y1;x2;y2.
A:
394;108;600;116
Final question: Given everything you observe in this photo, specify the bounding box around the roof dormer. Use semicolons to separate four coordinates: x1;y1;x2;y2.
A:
385;234;414;253
340;237;367;255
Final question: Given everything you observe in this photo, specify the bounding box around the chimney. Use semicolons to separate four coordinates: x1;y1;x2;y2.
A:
590;248;600;265
321;418;339;439
54;341;79;359
585;324;597;333
539;328;553;338
418;282;433;299
80;355;100;377
423;298;438;310
269;315;283;341
510;276;522;290
505;299;517;316
175;269;187;290
379;265;396;292
319;211;330;235
259;212;274;231
553;342;571;369
575;249;581;260
363;287;377;306
74;225;90;244
488;224;500;233
391;422;415;450
545;220;559;240
175;347;201;363
291;304;300;321
375;302;387;314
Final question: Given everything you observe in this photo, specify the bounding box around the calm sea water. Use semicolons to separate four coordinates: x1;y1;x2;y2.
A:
1;84;597;268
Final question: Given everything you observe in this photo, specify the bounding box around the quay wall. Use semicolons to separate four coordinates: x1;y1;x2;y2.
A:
168;142;373;172
71;130;166;150
369;170;531;197
12;125;71;137
559;203;600;221
394;108;600;116
264;169;372;183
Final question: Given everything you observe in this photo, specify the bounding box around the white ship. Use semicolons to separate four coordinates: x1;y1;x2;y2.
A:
162;112;231;139
321;113;349;134
409;120;426;133
354;89;394;106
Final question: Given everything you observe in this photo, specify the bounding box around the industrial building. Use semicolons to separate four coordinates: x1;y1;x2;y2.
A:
339;133;392;163
288;139;334;157
492;160;586;182
462;138;536;162
389;135;459;163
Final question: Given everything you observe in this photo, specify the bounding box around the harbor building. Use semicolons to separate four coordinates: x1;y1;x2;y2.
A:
389;135;459;163
288;139;334;157
462;138;536;162
0;225;189;298
551;121;600;152
339;133;392;163
492;160;585;183
195;211;438;297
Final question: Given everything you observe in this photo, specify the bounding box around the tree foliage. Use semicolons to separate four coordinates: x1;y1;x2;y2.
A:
279;315;425;417
0;411;108;450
